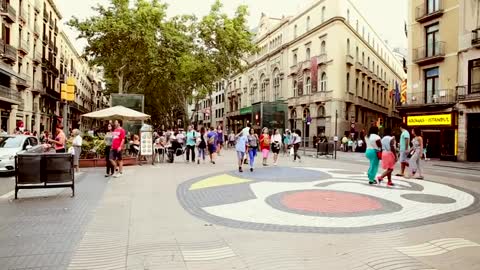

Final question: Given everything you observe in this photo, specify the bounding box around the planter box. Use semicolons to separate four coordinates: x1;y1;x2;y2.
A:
79;157;137;168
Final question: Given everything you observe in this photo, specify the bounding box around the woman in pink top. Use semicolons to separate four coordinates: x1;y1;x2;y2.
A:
49;125;66;153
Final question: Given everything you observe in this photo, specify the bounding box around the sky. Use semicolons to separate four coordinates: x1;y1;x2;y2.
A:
56;0;407;54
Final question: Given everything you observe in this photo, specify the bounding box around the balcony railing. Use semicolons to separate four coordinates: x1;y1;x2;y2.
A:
43;10;48;22
457;84;480;102
413;41;446;65
18;38;29;54
42;34;48;45
18;6;26;24
346;54;354;66
0;84;21;102
404;89;456;106
54;24;58;34
4;44;17;63
34;23;40;37
0;0;16;23
318;53;327;64
416;0;444;23
472;29;480;47
49;17;54;29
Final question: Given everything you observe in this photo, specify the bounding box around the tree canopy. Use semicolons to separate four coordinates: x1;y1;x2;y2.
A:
69;0;257;127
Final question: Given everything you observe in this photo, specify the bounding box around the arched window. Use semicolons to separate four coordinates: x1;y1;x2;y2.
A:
355;78;359;95
293;53;298;65
320;72;327;92
249;79;255;104
362;52;365;64
273;69;280;101
306;48;311;60
317;106;326;117
347;39;350;55
356;46;359;60
303;108;310;120
367;57;370;69
306;16;311;31
294;25;298;38
290;109;297;130
362;81;365;97
346;73;350;93
293;80;298;97
260;74;267;102
306;77;311;94
321;41;326;54
321;7;326;22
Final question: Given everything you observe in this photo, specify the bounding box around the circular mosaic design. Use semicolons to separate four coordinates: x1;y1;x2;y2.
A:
177;167;480;233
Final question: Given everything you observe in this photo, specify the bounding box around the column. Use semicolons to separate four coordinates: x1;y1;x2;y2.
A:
8;105;18;134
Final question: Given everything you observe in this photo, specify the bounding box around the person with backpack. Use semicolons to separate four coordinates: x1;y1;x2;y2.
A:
197;127;207;164
207;126;217;164
185;125;197;163
259;127;271;166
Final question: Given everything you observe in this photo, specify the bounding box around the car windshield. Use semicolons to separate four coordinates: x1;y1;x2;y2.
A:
0;137;23;148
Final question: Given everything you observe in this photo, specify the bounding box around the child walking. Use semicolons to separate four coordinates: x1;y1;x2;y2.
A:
236;133;248;172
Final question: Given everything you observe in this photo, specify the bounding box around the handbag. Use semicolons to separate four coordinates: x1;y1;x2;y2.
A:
407;148;415;158
376;150;382;160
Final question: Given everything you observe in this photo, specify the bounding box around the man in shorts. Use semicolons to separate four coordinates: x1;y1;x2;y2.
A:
396;123;410;177
110;119;126;178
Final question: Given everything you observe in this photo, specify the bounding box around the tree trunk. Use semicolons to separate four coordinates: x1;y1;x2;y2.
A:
117;72;124;94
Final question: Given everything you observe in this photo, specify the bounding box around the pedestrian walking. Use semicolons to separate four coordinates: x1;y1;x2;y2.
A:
228;131;236;149
110;119;126;178
291;129;302;162
72;129;83;173
271;129;282;166
49;125;66;153
247;128;259;172
239;123;252;164
259;128;271;166
185;125;197;163
104;123;115;177
207;127;217;164
235;132;248;172
407;128;424;179
377;128;396;186
283;129;291;155
197;127;207;164
365;126;382;185
396;123;411;177
216;126;224;156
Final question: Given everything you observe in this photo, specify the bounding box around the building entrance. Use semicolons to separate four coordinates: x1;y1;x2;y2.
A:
467;113;480;162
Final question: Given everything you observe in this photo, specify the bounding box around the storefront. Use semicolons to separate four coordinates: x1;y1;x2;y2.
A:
251;101;288;132
406;113;458;161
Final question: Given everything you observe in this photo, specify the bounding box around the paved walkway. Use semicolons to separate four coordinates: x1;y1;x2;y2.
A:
2;151;480;269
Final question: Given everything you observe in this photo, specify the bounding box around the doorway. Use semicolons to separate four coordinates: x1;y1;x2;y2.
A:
422;130;441;159
467;113;480;161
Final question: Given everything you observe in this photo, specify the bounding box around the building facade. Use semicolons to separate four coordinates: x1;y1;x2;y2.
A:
225;0;405;142
0;0;103;135
404;0;480;161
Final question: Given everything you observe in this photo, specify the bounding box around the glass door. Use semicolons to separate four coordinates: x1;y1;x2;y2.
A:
425;67;439;103
426;24;439;57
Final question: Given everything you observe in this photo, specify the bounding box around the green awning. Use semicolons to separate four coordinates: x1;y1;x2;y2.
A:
240;106;252;115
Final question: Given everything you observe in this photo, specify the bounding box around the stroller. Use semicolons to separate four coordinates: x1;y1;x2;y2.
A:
166;140;185;163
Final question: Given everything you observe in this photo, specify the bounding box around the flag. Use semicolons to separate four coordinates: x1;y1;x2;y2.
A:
395;81;401;106
401;79;407;104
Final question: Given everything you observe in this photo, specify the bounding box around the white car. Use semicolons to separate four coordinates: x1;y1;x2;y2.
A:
0;135;41;173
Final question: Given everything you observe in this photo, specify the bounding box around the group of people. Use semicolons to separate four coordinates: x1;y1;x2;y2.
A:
365;123;425;186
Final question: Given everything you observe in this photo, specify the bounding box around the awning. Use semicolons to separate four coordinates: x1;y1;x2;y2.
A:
240;106;252;115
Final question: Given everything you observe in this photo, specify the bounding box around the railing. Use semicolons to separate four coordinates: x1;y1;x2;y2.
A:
54;24;58;34
4;43;17;60
318;53;327;64
0;84;21;102
404;89;456;105
346;54;354;65
472;29;480;47
34;22;40;36
18;6;26;23
49;17;53;28
413;41;446;63
0;0;17;22
457;84;480;101
18;38;28;53
416;0;444;22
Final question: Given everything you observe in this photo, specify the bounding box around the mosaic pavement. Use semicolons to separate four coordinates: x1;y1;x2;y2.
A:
178;167;480;234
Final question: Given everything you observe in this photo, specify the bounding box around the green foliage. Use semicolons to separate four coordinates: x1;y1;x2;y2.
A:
68;0;257;127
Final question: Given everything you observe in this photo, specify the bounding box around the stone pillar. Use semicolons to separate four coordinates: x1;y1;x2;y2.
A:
8;105;18;134
34;112;41;133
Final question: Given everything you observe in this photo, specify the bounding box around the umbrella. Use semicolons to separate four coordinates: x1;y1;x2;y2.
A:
81;106;150;121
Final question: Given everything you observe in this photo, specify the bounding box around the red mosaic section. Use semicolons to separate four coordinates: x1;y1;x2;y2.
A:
281;191;383;213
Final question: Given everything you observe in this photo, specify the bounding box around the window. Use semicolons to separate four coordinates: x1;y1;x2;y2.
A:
362;52;365;64
273;70;280;100
425;67;439;103
356;20;359;31
362;81;365;97
356;47;359;60
306;77;311;94
321;7;326;22
426;23;440;57
468;59;480;93
320;72;327;91
355;78;359;95
306;16;310;31
306;48;311;60
293;53;298;65
427;0;440;14
347;39;350;55
346;73;350;93
318;106;325;117
321;41;326;54
347;9;350;23
294;25;298;38
293;81;298;97
367;57;370;69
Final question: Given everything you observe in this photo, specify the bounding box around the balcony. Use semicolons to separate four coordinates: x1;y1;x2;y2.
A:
416;0;444;23
403;89;456;107
472;29;480;48
18;38;29;55
302;59;311;71
49;39;54;49
34;23;40;37
413;41;445;65
16;74;31;89
346;54;354;66
33;49;42;65
42;34;48;45
0;0;16;23
0;84;21;103
54;24;58;34
457;84;480;103
54;46;58;55
3;44;17;64
317;53;328;65
32;80;43;94
18;7;26;25
43;10;48;22
290;63;299;75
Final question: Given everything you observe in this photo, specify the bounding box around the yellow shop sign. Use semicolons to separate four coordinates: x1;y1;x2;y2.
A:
407;114;452;126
